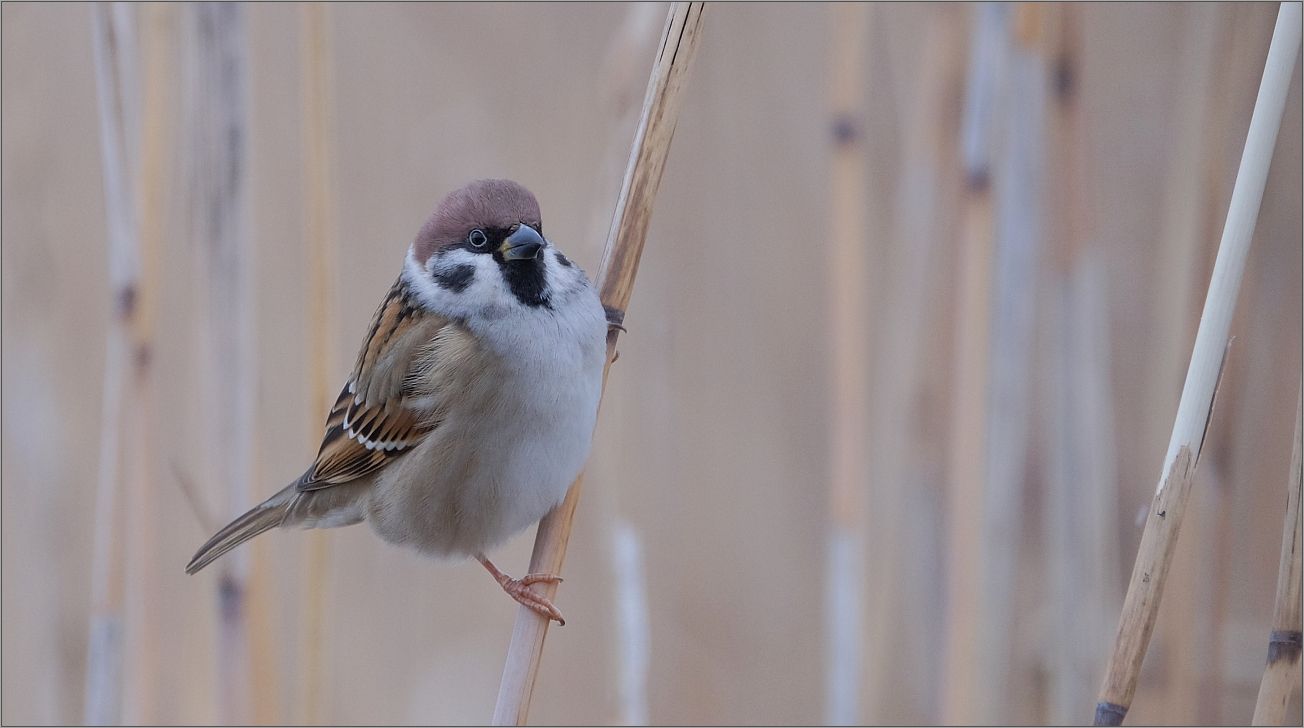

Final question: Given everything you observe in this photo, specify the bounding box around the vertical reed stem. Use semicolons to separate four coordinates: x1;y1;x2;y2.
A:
491;4;706;724
824;4;870;724
85;4;139;723
968;4;1046;720
1252;388;1303;725
182;4;257;722
300;3;337;723
1094;4;1302;723
867;9;965;720
1038;6;1121;723
941;5;1003;721
120;4;172;721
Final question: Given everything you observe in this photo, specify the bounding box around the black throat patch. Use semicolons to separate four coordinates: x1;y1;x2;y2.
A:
497;257;550;308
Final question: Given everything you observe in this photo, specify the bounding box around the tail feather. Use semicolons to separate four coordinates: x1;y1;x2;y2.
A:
185;486;294;575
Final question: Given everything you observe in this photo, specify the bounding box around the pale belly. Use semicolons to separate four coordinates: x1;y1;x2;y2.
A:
363;328;604;558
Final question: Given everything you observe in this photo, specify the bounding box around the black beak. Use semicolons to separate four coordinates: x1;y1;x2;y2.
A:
499;224;545;261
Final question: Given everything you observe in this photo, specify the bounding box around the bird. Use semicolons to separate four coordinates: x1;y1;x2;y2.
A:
186;179;610;624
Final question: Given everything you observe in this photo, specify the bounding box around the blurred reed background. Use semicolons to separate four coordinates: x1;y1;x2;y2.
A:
1;2;1301;725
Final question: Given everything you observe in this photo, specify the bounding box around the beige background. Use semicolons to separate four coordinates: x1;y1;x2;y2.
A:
2;2;1301;725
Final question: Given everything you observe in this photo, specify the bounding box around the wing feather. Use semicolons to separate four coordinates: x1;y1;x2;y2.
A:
296;276;452;491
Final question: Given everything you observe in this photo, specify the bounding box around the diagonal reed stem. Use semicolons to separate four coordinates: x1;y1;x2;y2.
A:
1093;4;1302;723
490;4;706;725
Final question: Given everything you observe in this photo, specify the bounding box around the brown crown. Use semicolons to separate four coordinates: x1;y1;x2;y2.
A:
413;179;543;260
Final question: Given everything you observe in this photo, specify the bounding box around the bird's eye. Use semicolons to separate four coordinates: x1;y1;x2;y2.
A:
468;229;488;248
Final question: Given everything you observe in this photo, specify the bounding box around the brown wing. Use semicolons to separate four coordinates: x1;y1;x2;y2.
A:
296;276;448;491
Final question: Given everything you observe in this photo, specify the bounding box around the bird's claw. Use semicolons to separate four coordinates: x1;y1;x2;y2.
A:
497;572;566;625
604;305;627;334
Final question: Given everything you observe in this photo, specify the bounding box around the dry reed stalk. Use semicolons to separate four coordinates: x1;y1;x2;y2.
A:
962;3;1047;721
246;468;280;725
491;4;705;724
119;4;172;722
1036;6;1122;723
181;4;257;722
1041;2;1087;273
1045;253;1122;723
611;520;650;726
940;6;1004;722
1252;388;1303;725
1093;4;1302;724
299;4;337;724
823;4;870;724
864;8;965;722
85;4;139;723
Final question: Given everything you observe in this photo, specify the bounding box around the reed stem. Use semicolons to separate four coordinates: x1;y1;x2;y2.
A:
490;4;706;724
120;4;171;721
941;5;1003;721
823;3;870;724
1251;388;1303;725
299;3;337;723
181;4;257;721
1093;4;1302;723
85;4;139;723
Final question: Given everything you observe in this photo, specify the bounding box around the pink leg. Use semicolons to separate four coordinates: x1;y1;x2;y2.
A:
477;555;566;626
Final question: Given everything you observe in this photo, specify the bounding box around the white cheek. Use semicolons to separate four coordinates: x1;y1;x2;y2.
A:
464;261;519;316
403;246;514;319
545;246;591;296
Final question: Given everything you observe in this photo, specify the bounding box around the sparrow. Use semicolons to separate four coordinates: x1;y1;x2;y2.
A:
186;179;609;624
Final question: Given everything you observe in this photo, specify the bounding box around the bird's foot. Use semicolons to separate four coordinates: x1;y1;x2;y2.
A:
498;573;566;625
604;305;627;333
478;556;566;625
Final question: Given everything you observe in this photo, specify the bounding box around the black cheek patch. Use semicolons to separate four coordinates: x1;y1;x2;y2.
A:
433;264;475;292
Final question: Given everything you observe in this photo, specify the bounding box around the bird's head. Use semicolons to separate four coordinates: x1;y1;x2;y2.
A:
407;179;585;314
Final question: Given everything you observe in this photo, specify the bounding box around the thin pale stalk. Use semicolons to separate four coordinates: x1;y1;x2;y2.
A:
491;4;706;725
120;4;172;721
1252;389;1303;725
865;8;964;722
1038;6;1121;723
1042;253;1122;724
299;3;337;724
941;5;1004;722
182;4;257;722
612;520;650;726
823;3;870;724
85;4;139;723
967;4;1047;721
1094;4;1302;724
